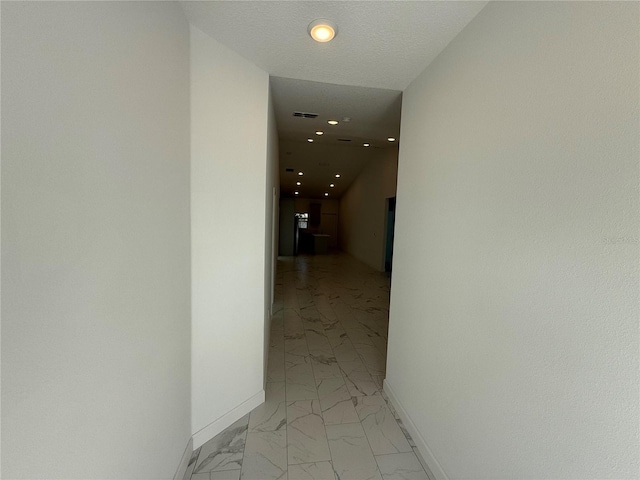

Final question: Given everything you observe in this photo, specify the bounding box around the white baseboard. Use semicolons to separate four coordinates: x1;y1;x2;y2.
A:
173;437;193;480
383;379;450;480
192;390;265;449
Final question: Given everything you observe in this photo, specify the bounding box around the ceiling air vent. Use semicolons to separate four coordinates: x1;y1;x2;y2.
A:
285;168;294;172
293;111;318;119
337;138;352;142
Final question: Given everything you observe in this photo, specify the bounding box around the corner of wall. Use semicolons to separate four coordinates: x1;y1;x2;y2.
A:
173;437;194;480
383;380;448;480
190;25;270;444
192;390;265;449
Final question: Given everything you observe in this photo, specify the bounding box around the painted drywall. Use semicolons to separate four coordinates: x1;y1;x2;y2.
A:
191;26;269;442
1;2;191;478
264;89;280;382
339;149;398;271
279;198;296;256
387;2;639;479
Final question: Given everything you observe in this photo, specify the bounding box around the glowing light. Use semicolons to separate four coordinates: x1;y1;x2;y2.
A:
308;20;337;43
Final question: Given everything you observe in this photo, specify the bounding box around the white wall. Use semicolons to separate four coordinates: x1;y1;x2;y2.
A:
264;89;280;382
339;149;398;271
387;2;639;479
279;198;296;256
191;26;269;444
1;2;191;478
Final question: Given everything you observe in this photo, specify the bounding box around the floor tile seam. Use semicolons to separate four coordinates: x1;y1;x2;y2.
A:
356;399;416;458
325;421;363;428
308;320;352;413
287;457;330;467
358;337;388;360
309;334;344;390
342;327;386;379
295;284;334;468
350;403;388;480
325;288;356;339
248;400;288;434
296;284;335;384
275;313;289;480
373;451;431;478
325;421;384;480
189;448;202;480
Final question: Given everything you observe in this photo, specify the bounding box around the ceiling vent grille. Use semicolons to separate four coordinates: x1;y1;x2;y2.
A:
337;138;352;142
293;111;318;119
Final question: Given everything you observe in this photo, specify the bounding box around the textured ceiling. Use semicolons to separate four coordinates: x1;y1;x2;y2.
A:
279;140;398;199
271;77;402;145
272;77;402;198
181;1;487;91
180;1;488;199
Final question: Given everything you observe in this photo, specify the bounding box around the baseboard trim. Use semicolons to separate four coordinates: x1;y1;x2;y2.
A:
383;379;450;480
192;390;265;449
173;437;193;480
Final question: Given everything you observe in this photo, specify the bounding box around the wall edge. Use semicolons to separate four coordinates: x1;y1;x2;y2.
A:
192;390;265;449
384;379;450;480
173;437;193;480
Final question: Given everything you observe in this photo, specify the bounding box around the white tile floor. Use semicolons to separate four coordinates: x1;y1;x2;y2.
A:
185;253;431;480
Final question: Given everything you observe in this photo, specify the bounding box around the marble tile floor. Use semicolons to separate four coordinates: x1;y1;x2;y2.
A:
185;253;432;480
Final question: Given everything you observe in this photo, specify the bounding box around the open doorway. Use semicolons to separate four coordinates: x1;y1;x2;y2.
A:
384;196;396;272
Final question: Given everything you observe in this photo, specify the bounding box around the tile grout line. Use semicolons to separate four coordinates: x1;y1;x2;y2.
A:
299;260;344;475
320;262;382;479
281;294;289;480
324;257;389;480
276;281;290;479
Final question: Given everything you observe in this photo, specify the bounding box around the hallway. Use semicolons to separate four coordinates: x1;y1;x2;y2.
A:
185;253;430;480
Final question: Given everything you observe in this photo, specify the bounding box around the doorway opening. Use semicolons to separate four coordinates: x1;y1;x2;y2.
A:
384;196;397;273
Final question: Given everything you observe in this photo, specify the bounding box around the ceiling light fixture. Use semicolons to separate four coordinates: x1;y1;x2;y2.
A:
363;143;370;147
294;191;299;195
298;172;304;176
315;131;324;135
324;192;329;196
296;181;301;186
388;137;396;142
327;120;339;125
308;19;337;43
335;174;341;178
330;184;335;188
307;138;314;143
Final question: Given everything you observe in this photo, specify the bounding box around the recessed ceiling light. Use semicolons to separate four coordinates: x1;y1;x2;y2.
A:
296;181;301;186
307;138;314;143
298;172;304;176
363;143;370;147
330;184;335;188
324;192;329;196
315;131;324;136
387;137;396;142
294;191;299;195
308;19;337;43
335;174;341;178
327;120;339;125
